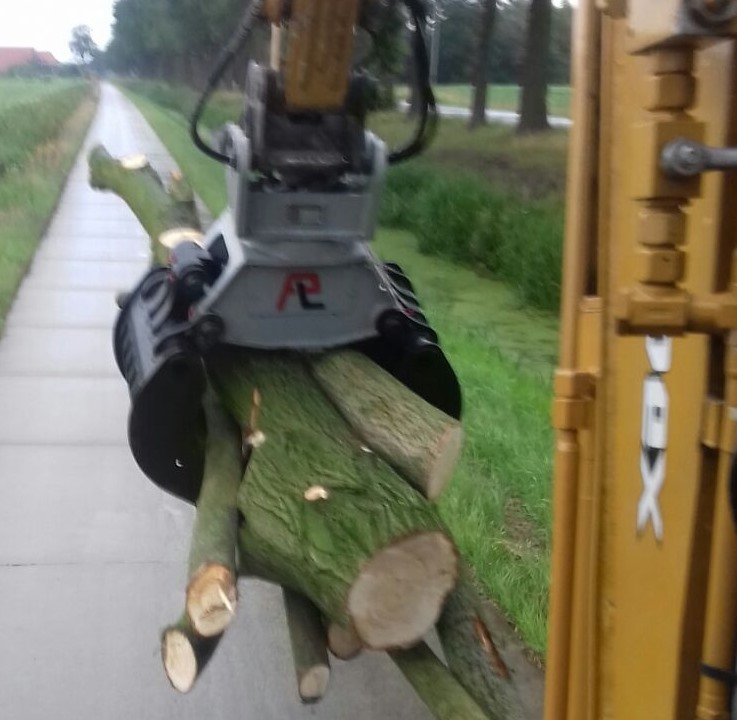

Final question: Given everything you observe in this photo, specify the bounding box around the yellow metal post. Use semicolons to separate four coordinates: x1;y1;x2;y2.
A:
546;2;737;718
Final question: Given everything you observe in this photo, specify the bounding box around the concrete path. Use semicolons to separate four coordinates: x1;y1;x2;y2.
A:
0;84;431;720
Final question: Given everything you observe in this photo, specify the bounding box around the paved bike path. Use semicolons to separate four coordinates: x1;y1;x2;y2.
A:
0;84;431;720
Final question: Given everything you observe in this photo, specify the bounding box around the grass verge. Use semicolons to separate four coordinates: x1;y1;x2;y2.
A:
123;87;556;655
0;87;97;333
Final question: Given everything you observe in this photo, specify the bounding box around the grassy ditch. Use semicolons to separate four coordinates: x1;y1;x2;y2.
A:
0;83;96;333
381;164;563;312
123;86;557;656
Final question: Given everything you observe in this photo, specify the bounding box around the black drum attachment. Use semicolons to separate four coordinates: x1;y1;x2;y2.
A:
113;243;223;503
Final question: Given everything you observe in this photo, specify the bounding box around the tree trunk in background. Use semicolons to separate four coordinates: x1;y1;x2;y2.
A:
469;0;497;129
518;0;553;134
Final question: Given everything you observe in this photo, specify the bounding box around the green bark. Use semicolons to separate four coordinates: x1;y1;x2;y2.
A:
283;589;331;703
188;390;243;578
390;642;490;720
207;348;457;648
311;350;462;500
88;144;201;264
437;565;523;720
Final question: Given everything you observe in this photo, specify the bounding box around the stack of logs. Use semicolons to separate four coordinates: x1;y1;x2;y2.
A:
88;145;523;720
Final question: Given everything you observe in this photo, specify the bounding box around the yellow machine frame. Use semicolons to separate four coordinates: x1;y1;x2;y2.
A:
547;1;737;718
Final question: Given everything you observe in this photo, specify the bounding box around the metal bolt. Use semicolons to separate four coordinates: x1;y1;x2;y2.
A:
661;138;707;179
688;0;737;25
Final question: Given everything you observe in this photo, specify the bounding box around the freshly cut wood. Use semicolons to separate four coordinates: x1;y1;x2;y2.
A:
208;348;459;650
327;622;363;661
88;144;202;264
187;564;237;638
390;641;490;720
283;589;331;703
161;616;221;693
437;565;523;720
311;351;462;500
186;392;243;637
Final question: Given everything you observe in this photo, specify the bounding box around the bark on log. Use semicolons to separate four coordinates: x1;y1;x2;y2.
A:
88;145;202;264
186;391;243;637
311;350;462;500
89;146;524;719
161;615;221;693
437;565;524;720
390;642;490;720
283;589;331;702
327;622;363;661
208;347;459;650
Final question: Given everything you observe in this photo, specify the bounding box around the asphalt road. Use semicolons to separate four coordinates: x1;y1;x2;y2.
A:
0;84;433;720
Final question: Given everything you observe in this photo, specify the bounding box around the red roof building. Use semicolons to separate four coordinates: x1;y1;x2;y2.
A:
0;48;60;74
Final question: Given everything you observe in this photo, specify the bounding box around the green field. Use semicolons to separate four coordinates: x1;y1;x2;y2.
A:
399;84;572;118
0;81;95;333
122;86;559;656
0;78;82;109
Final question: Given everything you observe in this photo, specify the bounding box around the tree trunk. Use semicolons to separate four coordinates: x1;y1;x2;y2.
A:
390;641;490;720
437;565;524;720
88;146;201;264
283;589;331;702
518;0;553;134
469;0;497;129
185;391;243;637
311;351;462;500
208;348;459;651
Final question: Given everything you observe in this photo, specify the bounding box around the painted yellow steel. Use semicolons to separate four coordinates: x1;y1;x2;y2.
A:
283;0;361;110
547;2;737;718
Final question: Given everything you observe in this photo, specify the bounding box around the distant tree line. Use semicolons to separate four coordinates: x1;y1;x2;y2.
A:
102;0;572;133
433;0;571;86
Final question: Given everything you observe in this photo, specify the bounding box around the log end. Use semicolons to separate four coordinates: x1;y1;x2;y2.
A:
327;622;364;661
162;629;199;694
186;564;238;637
298;665;331;703
348;532;458;650
426;426;464;501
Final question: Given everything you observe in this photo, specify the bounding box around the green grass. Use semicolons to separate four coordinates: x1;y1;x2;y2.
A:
123;87;556;655
0;87;96;333
398;83;572;118
0;78;82;109
0;81;88;176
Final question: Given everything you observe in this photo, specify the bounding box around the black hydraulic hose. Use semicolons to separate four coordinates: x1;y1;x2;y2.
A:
388;0;438;165
191;0;435;166
190;0;263;165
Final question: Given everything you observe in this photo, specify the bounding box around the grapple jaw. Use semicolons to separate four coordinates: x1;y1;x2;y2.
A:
113;264;219;503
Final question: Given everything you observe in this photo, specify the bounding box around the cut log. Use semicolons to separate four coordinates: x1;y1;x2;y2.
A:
88;145;202;264
311;351;462;500
207;348;459;650
161;615;221;693
327;622;363;661
390;641;490;720
89;147;527;719
283;589;331;703
186;391;243;637
436;565;524;720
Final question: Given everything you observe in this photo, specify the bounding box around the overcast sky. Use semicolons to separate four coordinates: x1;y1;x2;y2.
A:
0;0;115;62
